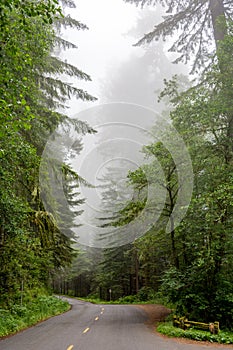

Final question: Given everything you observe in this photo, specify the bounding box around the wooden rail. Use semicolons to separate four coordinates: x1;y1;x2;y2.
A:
173;316;219;334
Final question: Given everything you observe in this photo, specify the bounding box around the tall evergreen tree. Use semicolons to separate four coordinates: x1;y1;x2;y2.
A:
0;0;97;305
124;0;232;72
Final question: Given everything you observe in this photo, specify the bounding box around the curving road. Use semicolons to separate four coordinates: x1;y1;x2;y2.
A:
0;298;232;350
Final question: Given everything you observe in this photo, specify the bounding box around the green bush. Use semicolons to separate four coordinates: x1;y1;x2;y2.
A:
0;296;70;338
157;322;233;344
11;305;28;317
137;287;155;301
75;292;174;306
117;295;138;304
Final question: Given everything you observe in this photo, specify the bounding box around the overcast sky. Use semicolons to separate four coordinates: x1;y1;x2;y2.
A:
61;0;161;113
59;0;187;115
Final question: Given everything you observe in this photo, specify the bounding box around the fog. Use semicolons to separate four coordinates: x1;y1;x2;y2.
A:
44;0;190;248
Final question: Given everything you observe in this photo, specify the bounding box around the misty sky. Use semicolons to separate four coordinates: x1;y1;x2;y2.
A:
60;0;187;115
51;0;189;248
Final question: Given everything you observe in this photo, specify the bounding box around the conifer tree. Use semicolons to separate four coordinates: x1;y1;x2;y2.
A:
0;0;97;305
124;0;232;73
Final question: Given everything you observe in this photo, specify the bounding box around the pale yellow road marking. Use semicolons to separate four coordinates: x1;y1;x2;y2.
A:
100;311;103;314
95;316;99;321
101;307;105;311
67;345;74;350
83;327;90;334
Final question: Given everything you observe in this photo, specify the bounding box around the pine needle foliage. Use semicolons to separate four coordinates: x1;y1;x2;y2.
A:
125;0;233;73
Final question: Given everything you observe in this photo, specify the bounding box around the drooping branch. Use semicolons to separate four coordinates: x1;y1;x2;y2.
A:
125;0;232;71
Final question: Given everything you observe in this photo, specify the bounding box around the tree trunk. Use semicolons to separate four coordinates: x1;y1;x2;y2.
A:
135;248;139;294
209;0;226;47
209;1;233;163
171;232;179;269
167;178;179;269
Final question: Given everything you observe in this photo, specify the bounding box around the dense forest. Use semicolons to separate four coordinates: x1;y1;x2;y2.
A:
0;0;233;333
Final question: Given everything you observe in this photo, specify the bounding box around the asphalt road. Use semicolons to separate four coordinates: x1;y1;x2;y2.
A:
0;297;232;350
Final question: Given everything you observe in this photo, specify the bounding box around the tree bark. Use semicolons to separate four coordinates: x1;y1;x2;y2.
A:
209;1;233;163
135;248;139;294
170;215;180;269
209;0;227;47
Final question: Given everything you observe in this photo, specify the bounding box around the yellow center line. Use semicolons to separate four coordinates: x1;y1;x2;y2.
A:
67;345;74;350
101;307;105;311
83;327;90;334
95;316;99;321
100;311;103;314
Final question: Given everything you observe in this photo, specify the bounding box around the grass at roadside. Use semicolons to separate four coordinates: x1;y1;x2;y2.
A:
157;322;233;344
0;295;70;338
67;296;168;305
69;293;173;308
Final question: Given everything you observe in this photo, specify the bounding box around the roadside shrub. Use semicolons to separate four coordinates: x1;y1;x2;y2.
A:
0;296;70;338
137;287;155;301
157;322;233;344
117;295;138;304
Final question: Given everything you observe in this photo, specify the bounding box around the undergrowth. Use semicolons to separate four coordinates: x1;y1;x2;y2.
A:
157;322;233;344
75;291;173;308
0;295;70;338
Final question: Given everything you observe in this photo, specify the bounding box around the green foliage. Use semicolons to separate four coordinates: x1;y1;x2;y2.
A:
115;290;172;306
157;322;233;344
95;245;135;300
78;290;172;307
125;0;232;73
156;27;233;330
73;292;171;306
117;295;139;304
137;286;156;301
0;0;62;28
0;0;96;309
0;296;70;338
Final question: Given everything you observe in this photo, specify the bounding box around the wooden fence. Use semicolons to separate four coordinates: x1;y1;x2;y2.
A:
173;316;219;334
